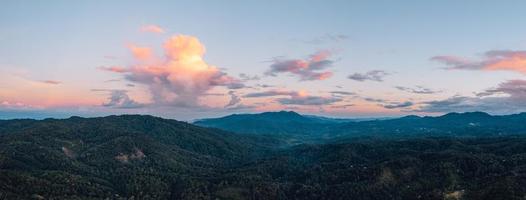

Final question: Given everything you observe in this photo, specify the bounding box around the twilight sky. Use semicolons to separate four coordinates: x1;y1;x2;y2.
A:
1;0;526;120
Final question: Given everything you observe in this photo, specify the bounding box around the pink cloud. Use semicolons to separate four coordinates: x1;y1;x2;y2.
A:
432;50;526;74
99;66;128;73
140;25;165;34
104;35;243;107
266;50;335;81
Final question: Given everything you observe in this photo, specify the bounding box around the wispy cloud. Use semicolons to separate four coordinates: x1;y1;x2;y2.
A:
431;50;526;74
330;104;355;109
304;34;349;44
329;91;356;96
40;80;61;85
266;50;335;81
99;66;128;73
395;86;440;94
277;95;341;106
104;79;121;83
363;97;414;110
348;70;390;82
140;24;165;34
244;90;296;98
383;101;414;109
244;89;341;106
255;84;274;88
363;97;387;103
239;73;260;81
226;104;255;111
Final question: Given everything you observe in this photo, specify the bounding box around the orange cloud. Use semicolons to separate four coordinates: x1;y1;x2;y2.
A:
140;25;165;34
486;53;526;73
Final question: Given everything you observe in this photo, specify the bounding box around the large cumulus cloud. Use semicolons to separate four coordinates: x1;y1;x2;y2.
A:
102;35;243;107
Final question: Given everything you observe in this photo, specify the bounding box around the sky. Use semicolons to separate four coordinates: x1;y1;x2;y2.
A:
1;0;526;120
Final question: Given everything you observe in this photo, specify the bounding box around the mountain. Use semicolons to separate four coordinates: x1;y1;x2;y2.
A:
196;111;526;139
194;111;342;137
331;112;526;138
194;111;358;138
0;115;281;199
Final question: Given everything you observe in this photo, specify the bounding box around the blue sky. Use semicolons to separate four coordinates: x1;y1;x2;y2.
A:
1;0;526;120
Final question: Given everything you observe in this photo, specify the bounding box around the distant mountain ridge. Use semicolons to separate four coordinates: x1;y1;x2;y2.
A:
195;111;526;138
331;111;526;137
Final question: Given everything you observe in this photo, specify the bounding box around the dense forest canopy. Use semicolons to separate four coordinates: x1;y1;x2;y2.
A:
1;113;526;199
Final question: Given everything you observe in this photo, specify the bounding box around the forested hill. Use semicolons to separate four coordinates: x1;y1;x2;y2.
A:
193;111;350;137
0;115;280;199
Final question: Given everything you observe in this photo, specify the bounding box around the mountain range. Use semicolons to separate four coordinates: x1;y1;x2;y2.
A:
2;112;526;199
195;111;526;139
